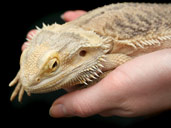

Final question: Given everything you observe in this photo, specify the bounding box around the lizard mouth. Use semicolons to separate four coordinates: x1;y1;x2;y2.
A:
23;72;68;93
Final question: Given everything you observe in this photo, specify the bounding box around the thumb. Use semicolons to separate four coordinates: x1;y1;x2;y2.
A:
49;74;120;118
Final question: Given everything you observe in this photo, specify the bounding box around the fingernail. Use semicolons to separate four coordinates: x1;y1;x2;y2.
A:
60;11;76;22
21;42;28;51
27;29;37;40
49;104;71;118
60;14;65;20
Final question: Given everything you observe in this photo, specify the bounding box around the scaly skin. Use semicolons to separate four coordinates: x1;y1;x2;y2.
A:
9;3;171;102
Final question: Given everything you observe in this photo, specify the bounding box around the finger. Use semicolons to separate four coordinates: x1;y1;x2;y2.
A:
61;10;87;22
22;29;37;51
49;75;122;118
21;42;29;51
26;29;37;40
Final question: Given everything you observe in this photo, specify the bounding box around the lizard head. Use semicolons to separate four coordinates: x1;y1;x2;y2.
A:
18;25;113;94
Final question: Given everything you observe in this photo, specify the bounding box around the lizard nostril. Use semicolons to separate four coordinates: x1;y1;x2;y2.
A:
36;77;40;82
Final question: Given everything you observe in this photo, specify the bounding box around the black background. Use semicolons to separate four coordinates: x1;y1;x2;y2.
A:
3;0;171;127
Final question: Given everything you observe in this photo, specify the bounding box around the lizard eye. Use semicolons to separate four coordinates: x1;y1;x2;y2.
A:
48;58;59;72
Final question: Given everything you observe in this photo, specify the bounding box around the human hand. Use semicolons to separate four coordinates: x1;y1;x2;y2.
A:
49;49;171;118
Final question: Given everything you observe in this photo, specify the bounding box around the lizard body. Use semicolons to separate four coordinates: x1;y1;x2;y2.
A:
9;3;171;102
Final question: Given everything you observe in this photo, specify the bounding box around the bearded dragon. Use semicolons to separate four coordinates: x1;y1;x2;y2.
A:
9;3;171;102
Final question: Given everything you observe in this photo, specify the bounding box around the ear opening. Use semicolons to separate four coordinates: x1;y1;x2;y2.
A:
79;50;87;57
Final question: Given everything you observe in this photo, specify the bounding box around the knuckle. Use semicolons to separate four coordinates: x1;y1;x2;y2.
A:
71;100;92;117
115;103;141;117
112;67;132;87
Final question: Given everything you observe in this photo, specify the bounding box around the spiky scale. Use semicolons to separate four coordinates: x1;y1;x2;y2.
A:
83;81;88;85
36;26;41;30
93;72;99;77
98;63;104;68
99;57;106;62
90;74;97;79
86;77;92;82
97;68;103;74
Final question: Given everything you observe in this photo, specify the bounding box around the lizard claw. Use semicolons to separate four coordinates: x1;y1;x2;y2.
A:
10;82;22;102
9;71;20;87
9;71;25;102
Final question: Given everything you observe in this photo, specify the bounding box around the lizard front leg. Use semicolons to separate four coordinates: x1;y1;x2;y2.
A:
101;53;132;72
9;70;26;102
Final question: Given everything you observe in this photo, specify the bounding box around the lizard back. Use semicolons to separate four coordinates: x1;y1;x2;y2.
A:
71;3;171;40
67;3;171;56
